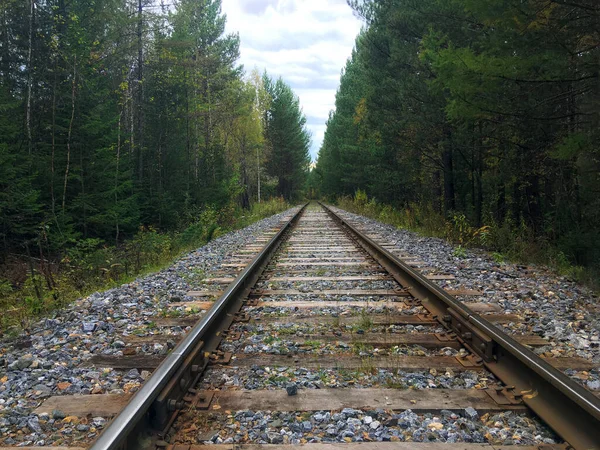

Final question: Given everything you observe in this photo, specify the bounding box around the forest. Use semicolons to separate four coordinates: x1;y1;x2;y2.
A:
0;0;310;325
315;0;599;279
2;0;599;328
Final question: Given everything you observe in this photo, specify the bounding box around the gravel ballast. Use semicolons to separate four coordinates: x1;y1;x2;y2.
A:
0;207;299;446
1;203;597;447
329;206;600;385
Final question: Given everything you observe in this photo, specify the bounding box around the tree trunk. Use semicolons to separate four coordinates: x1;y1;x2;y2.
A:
51;65;57;217
2;5;11;86
442;145;455;215
80;135;87;238
136;0;144;183
62;56;76;213
115;110;122;245
26;0;35;156
476;140;483;227
433;170;442;213
471;126;476;220
185;70;191;194
257;144;262;203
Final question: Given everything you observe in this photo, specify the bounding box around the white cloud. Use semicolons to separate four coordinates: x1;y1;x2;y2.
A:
221;0;362;160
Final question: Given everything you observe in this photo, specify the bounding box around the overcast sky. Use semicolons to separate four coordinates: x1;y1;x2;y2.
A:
220;0;363;161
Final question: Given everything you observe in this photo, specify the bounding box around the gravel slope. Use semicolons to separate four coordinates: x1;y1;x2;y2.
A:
0;207;299;446
329;206;600;388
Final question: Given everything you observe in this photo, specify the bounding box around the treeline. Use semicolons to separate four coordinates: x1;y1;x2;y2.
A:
316;0;599;268
0;0;310;256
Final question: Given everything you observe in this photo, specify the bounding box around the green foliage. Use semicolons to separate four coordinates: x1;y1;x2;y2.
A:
354;189;368;207
1;197;290;331
263;74;311;200
127;227;172;271
317;0;600;287
0;0;306;330
337;193;445;238
337;193;598;289
452;246;467;259
491;252;505;265
445;214;490;247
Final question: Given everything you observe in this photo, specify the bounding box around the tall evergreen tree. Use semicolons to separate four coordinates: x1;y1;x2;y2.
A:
317;0;600;266
263;74;311;200
0;0;305;262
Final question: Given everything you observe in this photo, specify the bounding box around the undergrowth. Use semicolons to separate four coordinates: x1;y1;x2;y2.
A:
0;198;290;333
336;191;598;291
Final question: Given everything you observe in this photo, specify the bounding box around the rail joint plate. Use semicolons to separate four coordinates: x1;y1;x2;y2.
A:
485;386;524;405
448;308;494;361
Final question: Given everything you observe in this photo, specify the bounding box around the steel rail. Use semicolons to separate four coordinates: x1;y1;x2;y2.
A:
89;204;307;450
321;202;600;450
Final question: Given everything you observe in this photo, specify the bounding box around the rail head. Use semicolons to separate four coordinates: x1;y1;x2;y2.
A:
321;202;600;450
89;204;308;450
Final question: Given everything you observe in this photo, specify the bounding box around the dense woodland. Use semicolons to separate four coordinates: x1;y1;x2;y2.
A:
0;0;310;323
316;0;599;270
0;1;309;283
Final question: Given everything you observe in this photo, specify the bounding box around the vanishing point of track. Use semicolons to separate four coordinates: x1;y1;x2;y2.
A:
35;203;600;450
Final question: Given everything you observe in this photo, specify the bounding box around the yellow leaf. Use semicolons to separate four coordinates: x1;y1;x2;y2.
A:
63;416;79;424
0;376;8;383
212;404;221;410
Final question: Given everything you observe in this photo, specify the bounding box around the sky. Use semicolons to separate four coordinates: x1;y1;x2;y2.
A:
220;0;363;161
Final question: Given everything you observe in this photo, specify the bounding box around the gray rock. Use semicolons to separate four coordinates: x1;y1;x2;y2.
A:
82;322;97;332
268;433;283;444
286;383;297;396
52;409;66;420
341;408;358;417
27;417;43;433
126;369;140;379
9;355;34;370
464;406;479;420
587;380;600;390
92;417;107;427
198;429;219;442
33;384;52;394
347;418;361;428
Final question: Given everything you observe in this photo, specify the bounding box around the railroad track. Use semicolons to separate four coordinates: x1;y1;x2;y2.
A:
30;203;600;450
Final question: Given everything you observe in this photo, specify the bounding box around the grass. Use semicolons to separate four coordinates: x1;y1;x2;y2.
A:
352;342;373;356
263;335;279;345
336;192;599;291
0;198;291;333
181;268;206;284
384;379;406;389
357;308;374;331
303;340;321;349
358;358;377;375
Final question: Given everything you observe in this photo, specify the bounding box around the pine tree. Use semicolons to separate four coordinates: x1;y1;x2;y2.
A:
263;74;311;200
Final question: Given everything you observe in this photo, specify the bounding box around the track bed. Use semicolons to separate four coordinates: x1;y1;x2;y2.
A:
16;204;600;450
